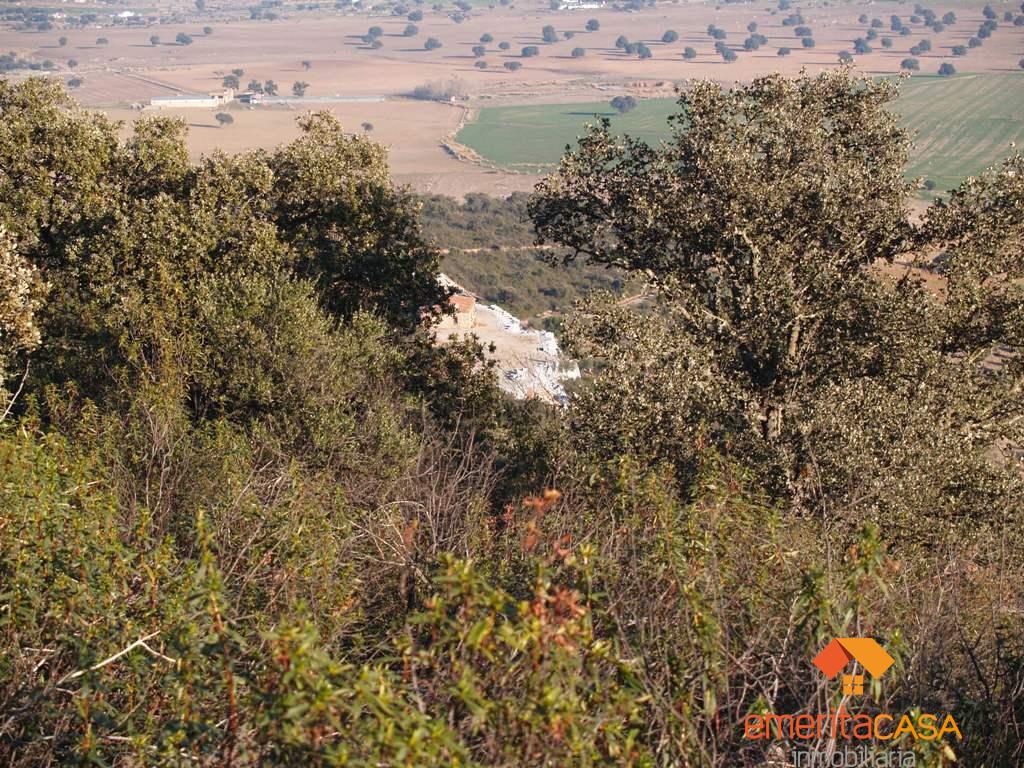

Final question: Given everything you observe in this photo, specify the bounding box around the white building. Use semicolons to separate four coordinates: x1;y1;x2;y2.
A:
148;90;233;109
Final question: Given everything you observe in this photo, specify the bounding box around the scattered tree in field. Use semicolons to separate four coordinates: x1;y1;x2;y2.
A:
853;38;871;54
264;79;278;95
682;46;697;59
968;36;982;47
367;27;382;40
498;41;510;50
711;27;727;40
951;45;966;56
302;60;312;70
424;37;442;50
232;68;244;77
901;57;919;70
747;21;758;32
662;30;678;43
615;35;629;48
838;50;854;63
542;25;558;43
777;46;791;56
402;23;418;36
881;37;893;48
67;76;82;87
361;122;373;132
67;58;77;68
610;94;637;113
586;18;599;32
637;43;652;59
503;60;521;70
794;26;812;37
203;26;213;35
866;28;878;41
292;80;309;96
408;9;423;20
983;4;996;20
150;35;160;46
1020;57;1024;69
474;60;487;68
858;13;868;24
176;33;193;45
943;11;956;24
521;45;539;57
215;112;234;127
58;36;67;47
247;79;263;92
871;18;883;28
472;45;486;57
722;47;738;62
480;33;493;43
571;47;585;58
96;37;108;45
223;74;240;88
937;62;956;76
801;37;815;48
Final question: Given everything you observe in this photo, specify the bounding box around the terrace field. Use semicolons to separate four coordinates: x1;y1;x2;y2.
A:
457;73;1024;192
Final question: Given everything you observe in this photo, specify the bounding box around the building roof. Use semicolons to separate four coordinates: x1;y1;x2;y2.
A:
151;95;217;103
450;294;476;313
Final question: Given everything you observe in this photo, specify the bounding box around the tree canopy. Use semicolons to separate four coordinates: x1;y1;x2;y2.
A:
530;70;1024;539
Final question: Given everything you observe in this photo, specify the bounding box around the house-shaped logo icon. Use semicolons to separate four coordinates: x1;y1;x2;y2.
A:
812;638;895;695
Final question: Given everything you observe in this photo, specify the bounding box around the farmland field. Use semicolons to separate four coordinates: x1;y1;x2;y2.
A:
2;0;1022;197
894;74;1024;192
456;99;682;174
457;74;1024;191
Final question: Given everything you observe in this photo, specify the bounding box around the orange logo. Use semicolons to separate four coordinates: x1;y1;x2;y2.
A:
812;638;894;695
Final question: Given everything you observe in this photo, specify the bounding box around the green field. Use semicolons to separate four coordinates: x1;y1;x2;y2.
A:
458;98;682;174
457;74;1024;192
895;74;1024;192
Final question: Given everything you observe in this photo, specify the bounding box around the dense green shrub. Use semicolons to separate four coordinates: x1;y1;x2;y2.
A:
1;71;1023;767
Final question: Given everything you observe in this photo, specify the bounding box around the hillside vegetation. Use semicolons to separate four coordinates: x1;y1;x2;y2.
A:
2;71;1023;766
420;192;630;325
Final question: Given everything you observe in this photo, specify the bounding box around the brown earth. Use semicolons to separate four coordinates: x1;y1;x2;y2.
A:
2;0;1022;197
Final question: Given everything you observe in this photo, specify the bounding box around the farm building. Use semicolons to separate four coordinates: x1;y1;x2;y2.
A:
149;89;233;109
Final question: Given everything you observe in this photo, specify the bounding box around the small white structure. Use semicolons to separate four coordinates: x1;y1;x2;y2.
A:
148;89;233;109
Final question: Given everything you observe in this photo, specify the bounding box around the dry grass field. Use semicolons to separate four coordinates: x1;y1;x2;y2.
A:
2;0;1022;196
